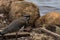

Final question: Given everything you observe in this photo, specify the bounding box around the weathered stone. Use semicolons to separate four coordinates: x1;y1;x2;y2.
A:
35;12;60;32
9;1;40;26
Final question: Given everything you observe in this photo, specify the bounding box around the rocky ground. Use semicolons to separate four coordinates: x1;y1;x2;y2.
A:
0;0;60;40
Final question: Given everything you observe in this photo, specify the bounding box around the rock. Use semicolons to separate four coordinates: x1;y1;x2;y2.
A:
35;12;60;32
9;1;40;26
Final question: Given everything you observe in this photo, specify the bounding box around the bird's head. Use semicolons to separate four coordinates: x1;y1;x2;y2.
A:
24;15;30;21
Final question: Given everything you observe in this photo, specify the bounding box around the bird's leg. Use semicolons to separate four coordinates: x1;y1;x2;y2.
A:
20;26;25;32
15;26;25;40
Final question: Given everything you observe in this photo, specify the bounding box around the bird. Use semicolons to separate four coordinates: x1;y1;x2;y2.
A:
0;15;30;35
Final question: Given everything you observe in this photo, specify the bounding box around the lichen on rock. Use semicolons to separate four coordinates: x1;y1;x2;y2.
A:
9;1;40;26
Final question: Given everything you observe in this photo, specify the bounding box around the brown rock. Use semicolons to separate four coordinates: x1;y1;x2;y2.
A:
35;12;60;32
9;1;40;26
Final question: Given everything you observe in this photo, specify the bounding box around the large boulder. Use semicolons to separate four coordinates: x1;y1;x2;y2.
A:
35;12;60;32
9;1;40;26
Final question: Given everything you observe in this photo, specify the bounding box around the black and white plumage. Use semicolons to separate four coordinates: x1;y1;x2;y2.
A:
0;15;30;35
